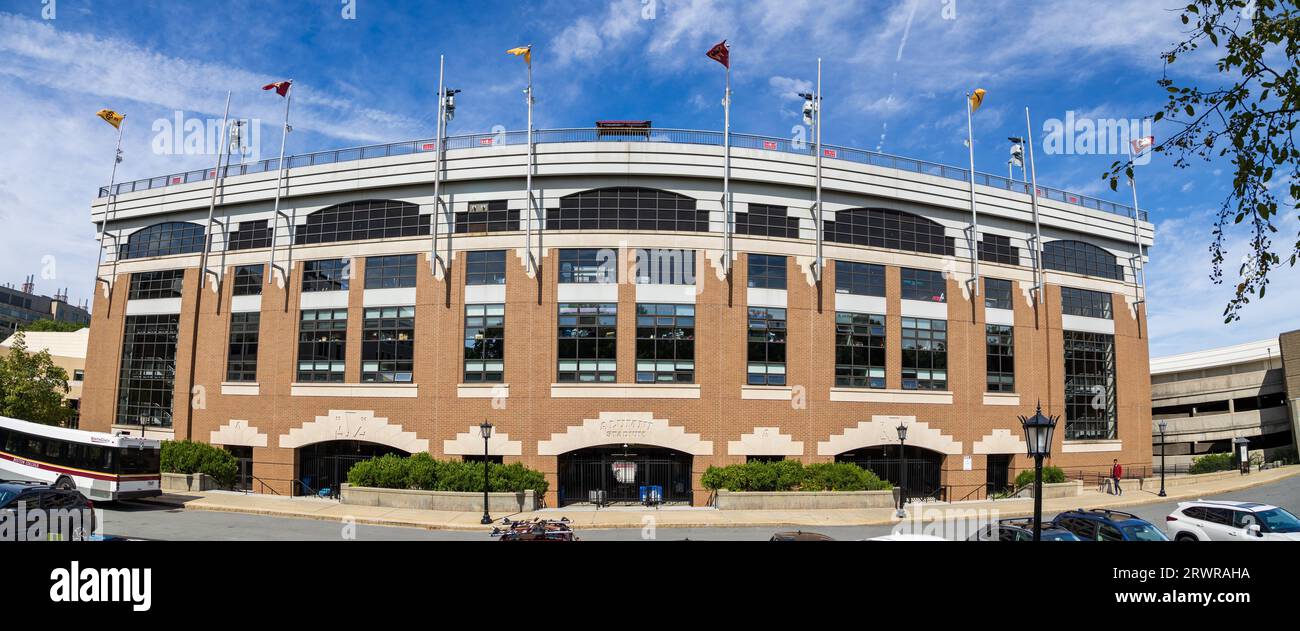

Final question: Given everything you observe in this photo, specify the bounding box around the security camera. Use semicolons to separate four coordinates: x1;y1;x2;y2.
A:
799;93;816;126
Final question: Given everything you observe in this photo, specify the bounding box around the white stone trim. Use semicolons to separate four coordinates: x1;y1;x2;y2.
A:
464;284;506;304
982;392;1021;406
746;287;787;308
279;409;428;453
537;411;713;455
1061;314;1115;335
557;283;618;302
740;385;794;400
229;295;261;313
818;415;963;456
125;298;182;316
363;287;416;308
900;299;948;320
727;427;804;456
550;383;701;399
829;388;953;405
210;419;268;448
634;283;697;303
299;290;349;310
290;383;418;398
457;383;508;399
972;428;1026;455
220;382;260;396
834;293;886;315
985;307;1015;326
443;425;523;456
1061;439;1123;453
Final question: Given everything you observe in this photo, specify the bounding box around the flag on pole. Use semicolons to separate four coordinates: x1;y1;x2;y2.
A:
968;88;986;113
506;45;532;66
1130;135;1155;156
706;40;730;69
262;80;292;97
96;109;124;129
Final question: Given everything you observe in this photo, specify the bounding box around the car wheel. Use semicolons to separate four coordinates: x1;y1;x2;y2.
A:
1175;533;1199;542
53;476;76;491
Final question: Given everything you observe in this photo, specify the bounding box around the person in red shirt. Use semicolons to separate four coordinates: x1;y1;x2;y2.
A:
1111;459;1123;496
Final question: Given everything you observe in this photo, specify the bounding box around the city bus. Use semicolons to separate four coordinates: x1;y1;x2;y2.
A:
0;415;161;502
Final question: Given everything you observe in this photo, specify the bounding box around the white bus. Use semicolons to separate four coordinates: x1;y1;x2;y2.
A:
0;415;161;502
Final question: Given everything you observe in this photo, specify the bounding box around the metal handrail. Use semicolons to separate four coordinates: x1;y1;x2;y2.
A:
96;127;1145;222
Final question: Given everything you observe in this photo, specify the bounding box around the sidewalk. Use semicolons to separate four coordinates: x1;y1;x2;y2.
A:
141;465;1300;532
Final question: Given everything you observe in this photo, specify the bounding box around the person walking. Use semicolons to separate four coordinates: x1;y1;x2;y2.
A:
1111;459;1124;496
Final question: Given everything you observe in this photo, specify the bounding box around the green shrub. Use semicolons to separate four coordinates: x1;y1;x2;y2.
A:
1013;465;1066;488
701;460;890;492
344;454;548;494
160;440;238;488
802;462;891;491
1190;452;1236;474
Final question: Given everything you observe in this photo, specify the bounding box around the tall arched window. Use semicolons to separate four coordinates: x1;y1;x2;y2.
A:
294;199;428;245
1042;240;1124;280
823;208;954;256
546;187;708;232
119;222;206;260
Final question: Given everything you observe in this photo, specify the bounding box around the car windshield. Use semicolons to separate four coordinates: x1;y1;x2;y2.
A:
0;488;16;508
1256;508;1300;533
1122;523;1169;541
1043;530;1080;541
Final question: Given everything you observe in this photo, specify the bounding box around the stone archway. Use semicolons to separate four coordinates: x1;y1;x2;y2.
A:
727;426;804;456
210;419;268;447
817;415;963;456
279;409;429;453
972;428;1027;454
537;412;713;456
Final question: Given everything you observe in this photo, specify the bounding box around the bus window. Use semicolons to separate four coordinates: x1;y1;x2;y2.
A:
118;448;159;475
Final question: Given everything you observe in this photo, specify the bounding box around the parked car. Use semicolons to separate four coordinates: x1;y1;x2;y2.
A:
492;517;578;541
968;517;1082;541
1053;509;1169;541
0;480;97;540
770;530;836;541
1165;500;1300;541
864;534;949;541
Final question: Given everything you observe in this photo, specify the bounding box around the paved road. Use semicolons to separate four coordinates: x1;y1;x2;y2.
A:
99;473;1300;541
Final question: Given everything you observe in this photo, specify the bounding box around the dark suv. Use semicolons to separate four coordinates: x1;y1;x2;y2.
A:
0;480;97;541
968;517;1081;541
1053;509;1169;541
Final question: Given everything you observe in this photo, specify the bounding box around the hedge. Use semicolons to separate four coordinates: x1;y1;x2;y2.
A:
1013;465;1066;488
1190;452;1237;474
346;453;549;495
160;440;238;488
700;460;891;492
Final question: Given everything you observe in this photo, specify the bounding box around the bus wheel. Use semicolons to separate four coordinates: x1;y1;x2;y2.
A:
53;476;76;491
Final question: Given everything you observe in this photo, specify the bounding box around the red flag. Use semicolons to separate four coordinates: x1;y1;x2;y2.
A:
262;80;292;97
706;40;729;69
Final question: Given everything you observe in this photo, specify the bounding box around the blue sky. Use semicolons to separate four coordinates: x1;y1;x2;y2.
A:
0;0;1295;356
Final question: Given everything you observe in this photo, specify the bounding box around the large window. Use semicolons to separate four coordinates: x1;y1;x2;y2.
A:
635;304;695;383
986;324;1015;392
747;254;786;289
835;312;885;388
232;264;263;296
823;208;954;255
466;250;507;285
901;317;947;390
464;304;504;383
294;199;429;245
900;268;946;302
302;259;350;292
737;204;800;238
558;249;617;284
128;269;184;300
1043;240;1124;281
454;200;518;233
297;309;347;382
226;312;260;382
1060;287;1113;319
362;306;415;382
365;254;418;289
835;261;885;296
116;314;179;427
978;234;1020;266
119;222;206;260
227;219;271;251
557;303;617;382
985;278;1013;310
747;307;787;385
633;249;696;285
547;187;707;232
1063;331;1117;440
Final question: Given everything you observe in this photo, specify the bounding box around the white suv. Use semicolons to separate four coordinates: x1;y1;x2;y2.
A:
1166;500;1300;541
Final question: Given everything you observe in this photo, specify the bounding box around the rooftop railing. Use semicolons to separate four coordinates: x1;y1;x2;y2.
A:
97;127;1146;222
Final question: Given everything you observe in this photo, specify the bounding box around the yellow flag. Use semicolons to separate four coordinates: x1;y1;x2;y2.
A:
969;89;986;113
506;45;532;66
96;108;125;129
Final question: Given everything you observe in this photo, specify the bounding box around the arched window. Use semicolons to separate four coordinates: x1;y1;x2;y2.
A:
823;208;954;256
1042;240;1124;281
119;222;206;260
294;199;428;245
546;187;708;232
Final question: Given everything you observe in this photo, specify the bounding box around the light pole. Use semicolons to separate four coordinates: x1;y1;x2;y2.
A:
1019;402;1059;541
896;422;909;518
1158;419;1168;497
479;420;493;525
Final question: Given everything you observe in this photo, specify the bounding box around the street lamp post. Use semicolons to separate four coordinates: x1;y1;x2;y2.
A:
1158;419;1168;497
896;422;909;518
479;420;493;525
1018;402;1059;541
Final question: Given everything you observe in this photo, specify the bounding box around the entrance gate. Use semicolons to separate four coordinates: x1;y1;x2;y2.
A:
558;445;693;506
836;445;944;500
297;441;410;497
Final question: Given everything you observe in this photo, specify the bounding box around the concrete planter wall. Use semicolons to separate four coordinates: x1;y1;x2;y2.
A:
713;490;896;510
1139;469;1252;490
341;484;538;513
161;472;220;492
1027;480;1083;499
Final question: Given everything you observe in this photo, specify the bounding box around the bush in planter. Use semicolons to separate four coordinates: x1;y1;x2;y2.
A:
801;462;891;491
159;440;238;488
1190;452;1236;474
701;460;890;492
1013;465;1066;488
345;454;548;494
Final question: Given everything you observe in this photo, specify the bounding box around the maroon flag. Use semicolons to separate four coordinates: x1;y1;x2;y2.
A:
706;40;729;69
262;80;292;97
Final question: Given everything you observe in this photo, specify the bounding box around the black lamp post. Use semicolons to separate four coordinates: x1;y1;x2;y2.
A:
1157;419;1168;497
1018;402;1059;541
479;420;493;525
896;422;909;518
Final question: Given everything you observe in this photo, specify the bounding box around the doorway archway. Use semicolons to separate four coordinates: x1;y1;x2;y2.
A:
296;440;410;497
557;444;693;506
835;445;944;500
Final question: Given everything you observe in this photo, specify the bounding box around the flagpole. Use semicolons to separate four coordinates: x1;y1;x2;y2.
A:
95;123;124;295
965;91;980;296
813;57;823;282
267;81;293;287
199;91;232;290
1024;107;1044;297
431;55;445;277
526;49;536;276
722;59;732;275
1128;153;1146;304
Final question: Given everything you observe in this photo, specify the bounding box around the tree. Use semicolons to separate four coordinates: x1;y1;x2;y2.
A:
0;331;72;425
1104;0;1300;322
21;319;87;333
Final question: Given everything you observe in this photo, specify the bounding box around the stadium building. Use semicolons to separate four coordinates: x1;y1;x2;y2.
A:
78;125;1155;505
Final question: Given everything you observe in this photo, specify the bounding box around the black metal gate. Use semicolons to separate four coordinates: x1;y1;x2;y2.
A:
558;446;693;506
986;454;1012;496
224;446;253;492
836;446;944;500
297;441;410;497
